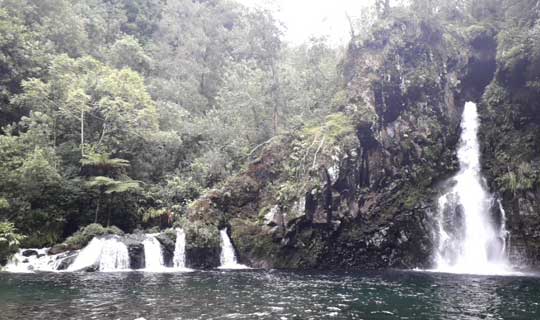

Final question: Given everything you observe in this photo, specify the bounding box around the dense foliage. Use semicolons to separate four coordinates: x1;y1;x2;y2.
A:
0;0;344;249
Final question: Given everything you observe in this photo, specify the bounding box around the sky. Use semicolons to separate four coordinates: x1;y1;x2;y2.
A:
235;0;375;45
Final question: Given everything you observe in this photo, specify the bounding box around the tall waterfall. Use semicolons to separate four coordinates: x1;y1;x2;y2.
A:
68;236;129;272
143;235;166;271
173;228;187;269
433;102;510;275
218;229;249;269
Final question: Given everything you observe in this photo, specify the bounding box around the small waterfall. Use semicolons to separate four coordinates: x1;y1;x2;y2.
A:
433;102;511;275
219;229;249;269
142;235;165;271
68;236;129;272
67;238;104;271
173;228;187;269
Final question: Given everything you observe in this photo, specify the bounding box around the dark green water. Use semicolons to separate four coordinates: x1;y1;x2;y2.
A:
0;270;539;319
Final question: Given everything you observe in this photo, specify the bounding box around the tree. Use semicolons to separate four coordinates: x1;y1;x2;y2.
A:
81;152;139;226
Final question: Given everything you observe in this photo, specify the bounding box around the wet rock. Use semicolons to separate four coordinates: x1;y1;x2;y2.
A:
21;250;38;257
56;252;78;270
128;244;145;270
156;231;176;267
123;234;146;270
49;244;68;255
186;247;220;269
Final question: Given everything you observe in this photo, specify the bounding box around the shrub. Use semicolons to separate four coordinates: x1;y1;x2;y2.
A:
0;222;25;265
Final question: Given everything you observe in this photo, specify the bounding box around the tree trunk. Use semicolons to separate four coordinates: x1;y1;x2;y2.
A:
80;108;84;156
94;198;100;223
270;63;280;136
107;195;112;227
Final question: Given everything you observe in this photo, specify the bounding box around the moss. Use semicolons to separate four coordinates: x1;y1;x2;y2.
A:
302;113;356;146
183;220;220;250
496;162;538;194
257;205;272;225
230;218;280;265
64;223;124;249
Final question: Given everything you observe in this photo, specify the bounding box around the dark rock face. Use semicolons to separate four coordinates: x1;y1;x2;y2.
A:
156;232;176;267
128;244;145;269
185;247;220;269
123;234;146;269
479;27;540;267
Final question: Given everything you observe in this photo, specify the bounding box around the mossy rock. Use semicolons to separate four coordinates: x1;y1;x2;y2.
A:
230;218;280;268
183;221;220;269
63;223;124;251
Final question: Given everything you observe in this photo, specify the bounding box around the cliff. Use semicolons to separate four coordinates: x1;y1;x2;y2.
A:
183;11;503;269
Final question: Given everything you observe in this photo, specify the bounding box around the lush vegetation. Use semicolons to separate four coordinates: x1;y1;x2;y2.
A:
0;0;345;253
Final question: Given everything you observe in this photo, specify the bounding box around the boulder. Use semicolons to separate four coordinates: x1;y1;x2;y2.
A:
48;244;69;255
21;249;38;257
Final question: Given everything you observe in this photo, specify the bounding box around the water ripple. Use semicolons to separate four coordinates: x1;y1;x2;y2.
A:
0;270;539;319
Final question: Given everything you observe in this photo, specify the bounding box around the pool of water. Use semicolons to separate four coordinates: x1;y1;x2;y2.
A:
0;270;539;319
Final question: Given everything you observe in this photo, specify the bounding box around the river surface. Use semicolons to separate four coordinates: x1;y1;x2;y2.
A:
0;270;539;319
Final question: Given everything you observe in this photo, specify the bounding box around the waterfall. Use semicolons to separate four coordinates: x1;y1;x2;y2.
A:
433;102;511;275
68;236;129;272
218;229;249;269
99;237;130;271
173;228;188;269
142;235;166;271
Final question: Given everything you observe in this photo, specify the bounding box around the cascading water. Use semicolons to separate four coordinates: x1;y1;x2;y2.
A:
218;229;249;269
433;102;511;275
68;236;129;272
99;238;130;271
172;228;188;269
4;248;73;272
142;235;166;271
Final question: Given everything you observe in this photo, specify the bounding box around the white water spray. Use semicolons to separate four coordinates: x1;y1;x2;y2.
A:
218;229;249;269
433;102;511;275
143;235;166;271
68;236;129;272
4;248;70;272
